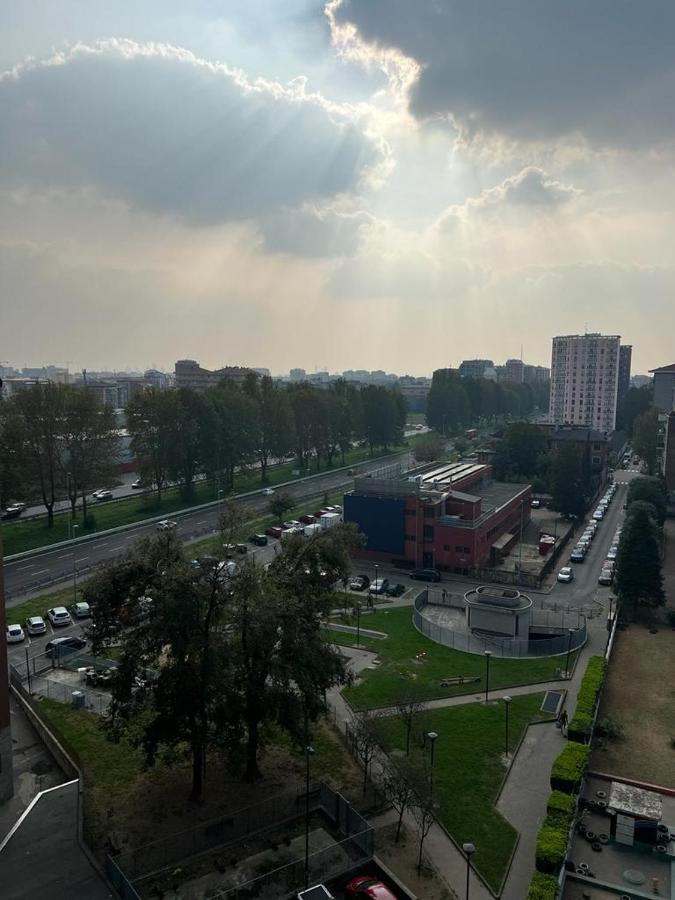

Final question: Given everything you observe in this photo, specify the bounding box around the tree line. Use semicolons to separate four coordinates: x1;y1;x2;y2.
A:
426;369;550;434
615;476;666;620
0;376;407;523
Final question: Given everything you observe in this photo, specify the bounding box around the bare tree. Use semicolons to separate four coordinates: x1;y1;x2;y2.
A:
219;498;247;548
411;773;437;874
381;754;425;843
395;695;425;756
350;711;382;797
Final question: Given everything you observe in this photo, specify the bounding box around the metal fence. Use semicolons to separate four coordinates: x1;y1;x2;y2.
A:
106;856;142;900
413;593;587;659
28;674;111;714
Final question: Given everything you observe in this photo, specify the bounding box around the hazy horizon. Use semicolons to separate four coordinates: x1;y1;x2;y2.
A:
2;2;674;375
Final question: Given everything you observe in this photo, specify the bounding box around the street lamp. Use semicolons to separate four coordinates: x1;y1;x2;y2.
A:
564;628;574;679
304;744;315;888
462;842;476;900
503;696;512;757
484;651;492;703
355;601;361;647
425;731;439;791
72;524;79;604
372;563;379;608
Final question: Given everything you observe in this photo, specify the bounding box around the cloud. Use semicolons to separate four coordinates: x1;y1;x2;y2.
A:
0;39;384;225
329;0;675;150
261;201;377;257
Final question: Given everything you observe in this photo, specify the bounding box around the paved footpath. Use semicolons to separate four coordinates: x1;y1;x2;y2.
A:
328;595;611;898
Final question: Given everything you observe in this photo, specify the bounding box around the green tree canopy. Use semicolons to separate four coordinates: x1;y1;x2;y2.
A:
615;504;665;620
632;407;660;476
550;443;588;519
626;476;667;526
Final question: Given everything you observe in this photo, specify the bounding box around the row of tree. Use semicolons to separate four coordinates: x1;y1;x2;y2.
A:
426;369;550;434
615;476;666;620
85;522;362;797
0;383;120;526
128;376;407;500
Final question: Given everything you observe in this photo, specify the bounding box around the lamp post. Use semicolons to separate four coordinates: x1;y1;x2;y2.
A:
425;731;439;791
304;743;315;888
462;842;476;900
564;627;574;679
356;601;361;647
372;563;379;608
72;524;79;604
484;650;492;703
503;696;512;757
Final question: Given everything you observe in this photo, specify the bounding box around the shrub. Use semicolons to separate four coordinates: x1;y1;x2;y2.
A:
550;742;590;794
596;716;625;741
567;656;606;743
546;790;575;819
535;818;568;874
527;870;559;900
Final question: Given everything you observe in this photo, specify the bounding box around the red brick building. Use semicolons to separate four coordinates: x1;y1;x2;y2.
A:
344;462;531;575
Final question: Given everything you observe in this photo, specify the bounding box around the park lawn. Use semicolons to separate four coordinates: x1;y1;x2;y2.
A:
374;693;552;893
331;607;573;708
1;444;408;557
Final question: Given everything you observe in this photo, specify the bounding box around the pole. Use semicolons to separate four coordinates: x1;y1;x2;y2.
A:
462;843;475;900
565;628;574;678
25;646;32;694
503;697;511;756
356;602;361;646
72;524;79;604
484;651;491;703
304;743;314;888
427;731;438;793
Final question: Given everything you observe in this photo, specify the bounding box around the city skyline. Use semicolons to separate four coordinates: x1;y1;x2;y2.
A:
1;3;675;374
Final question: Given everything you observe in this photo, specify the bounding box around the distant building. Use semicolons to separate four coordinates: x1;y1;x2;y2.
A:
630;374;652;389
503;359;525;384
523;365;551;383
0;377;40;399
289;368;307;381
538;424;610;489
458;359;495;380
399;376;431;412
252;368;271;378
549;333;621;431
21;365;70;384
143;369;171;390
617;345;632;409
344;461;531;574
649;363;675;412
174;359;255;392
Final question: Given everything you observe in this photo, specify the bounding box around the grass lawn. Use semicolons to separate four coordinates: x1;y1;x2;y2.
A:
37;698;362;856
1;443;408;557
375;693;552;893
329;607;574;708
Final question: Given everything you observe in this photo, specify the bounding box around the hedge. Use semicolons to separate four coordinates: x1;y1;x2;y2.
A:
546;790;576;819
535;816;569;874
567;656;606;743
527;870;559;900
550;742;591;794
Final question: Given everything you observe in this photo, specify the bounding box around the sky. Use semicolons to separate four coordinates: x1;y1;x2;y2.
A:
1;1;674;376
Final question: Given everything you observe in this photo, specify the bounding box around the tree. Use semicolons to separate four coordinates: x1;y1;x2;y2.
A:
269;492;295;521
633;407;660;476
615;504;665;621
395;695;425;756
493;423;548;481
413;433;445;464
248;376;295;482
411;768;436;874
127;389;176;501
350;711;382;797
550;443;587;519
167;388;204;497
426;370;470;434
381;755;423;844
626;476;667;526
219;498;247;547
616;385;653;434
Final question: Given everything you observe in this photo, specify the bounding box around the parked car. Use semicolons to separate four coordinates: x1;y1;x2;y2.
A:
283;520;301;529
131;479;146;490
385;583;406;597
249;534;268;546
156;519;177;531
262;488;275;496
557;566;574;583
345;876;397;899
370;578;390;595
46;636;87;658
92;489;114;502
598;568;614;586
235;544;248;554
592;509;604;521
6;624;25;644
607;545;619;560
530;499;541;509
1;502;26;520
48;606;72;627
266;526;283;539
70;601;91;619
223;543;237;556
409;568;442;582
570;547;586;563
25;616;47;636
349;575;369;592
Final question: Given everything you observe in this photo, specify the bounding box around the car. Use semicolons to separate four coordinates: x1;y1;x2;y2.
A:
283;520;301;529
92;489;114;502
570;547;586;563
557;566;574;583
48;606;72;627
235;544;248;554
223;543;237;556
45;636;87;659
349;575;369;591
598;568;614;586
1;502;27;520
385;583;406;597
370;578;390;595
6;624;25;643
530;499;541;509
249;534;268;546
581;530;594;542
607;545;619;560
70;601;91;619
409;568;442;582
131;479;146;490
262;488;275;496
156;519;177;531
604;559;616;573
577;537;591;551
345;876;398;899
266;526;283;539
592;510;604;521
25;616;47;636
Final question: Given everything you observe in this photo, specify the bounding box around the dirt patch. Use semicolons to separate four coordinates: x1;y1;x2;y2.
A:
374;823;458;900
663;520;675;611
591;624;675;786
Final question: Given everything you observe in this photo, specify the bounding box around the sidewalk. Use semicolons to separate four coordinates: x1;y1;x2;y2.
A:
329;594;611;897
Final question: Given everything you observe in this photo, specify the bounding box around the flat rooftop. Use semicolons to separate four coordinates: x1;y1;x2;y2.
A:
440;480;530;529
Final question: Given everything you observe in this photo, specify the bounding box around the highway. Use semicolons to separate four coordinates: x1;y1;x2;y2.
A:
3;450;414;602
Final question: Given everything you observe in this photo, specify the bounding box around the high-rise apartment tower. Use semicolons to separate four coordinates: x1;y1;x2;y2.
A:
549;334;620;432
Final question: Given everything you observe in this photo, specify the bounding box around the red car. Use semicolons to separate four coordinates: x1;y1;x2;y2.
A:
345;876;397;899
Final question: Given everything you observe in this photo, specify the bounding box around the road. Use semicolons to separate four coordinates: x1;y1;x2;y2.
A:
3;450;413;601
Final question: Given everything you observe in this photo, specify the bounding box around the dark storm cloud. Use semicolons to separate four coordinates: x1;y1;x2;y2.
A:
0;41;380;224
332;0;675;147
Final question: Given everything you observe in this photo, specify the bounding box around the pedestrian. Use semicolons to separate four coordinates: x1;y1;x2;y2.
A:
560;710;569;734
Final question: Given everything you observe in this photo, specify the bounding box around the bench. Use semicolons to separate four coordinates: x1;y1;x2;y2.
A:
440;675;481;687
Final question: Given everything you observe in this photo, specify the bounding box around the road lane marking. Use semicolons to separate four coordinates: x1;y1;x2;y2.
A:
109;546;124;552
33;569;49;575
16;565;34;571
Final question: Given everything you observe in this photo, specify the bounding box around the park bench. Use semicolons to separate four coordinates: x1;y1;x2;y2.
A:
440;675;481;687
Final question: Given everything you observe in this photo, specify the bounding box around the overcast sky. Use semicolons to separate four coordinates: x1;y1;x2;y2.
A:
1;1;673;376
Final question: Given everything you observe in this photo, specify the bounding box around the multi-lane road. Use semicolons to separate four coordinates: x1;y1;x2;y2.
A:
3;450;414;602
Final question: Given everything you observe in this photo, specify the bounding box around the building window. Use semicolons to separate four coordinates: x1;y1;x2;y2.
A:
455;545;463;552
463;547;471;554
423;525;434;541
443;544;450;551
424;507;435;518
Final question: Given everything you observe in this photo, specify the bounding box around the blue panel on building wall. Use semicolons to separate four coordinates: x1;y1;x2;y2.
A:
344;495;405;554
